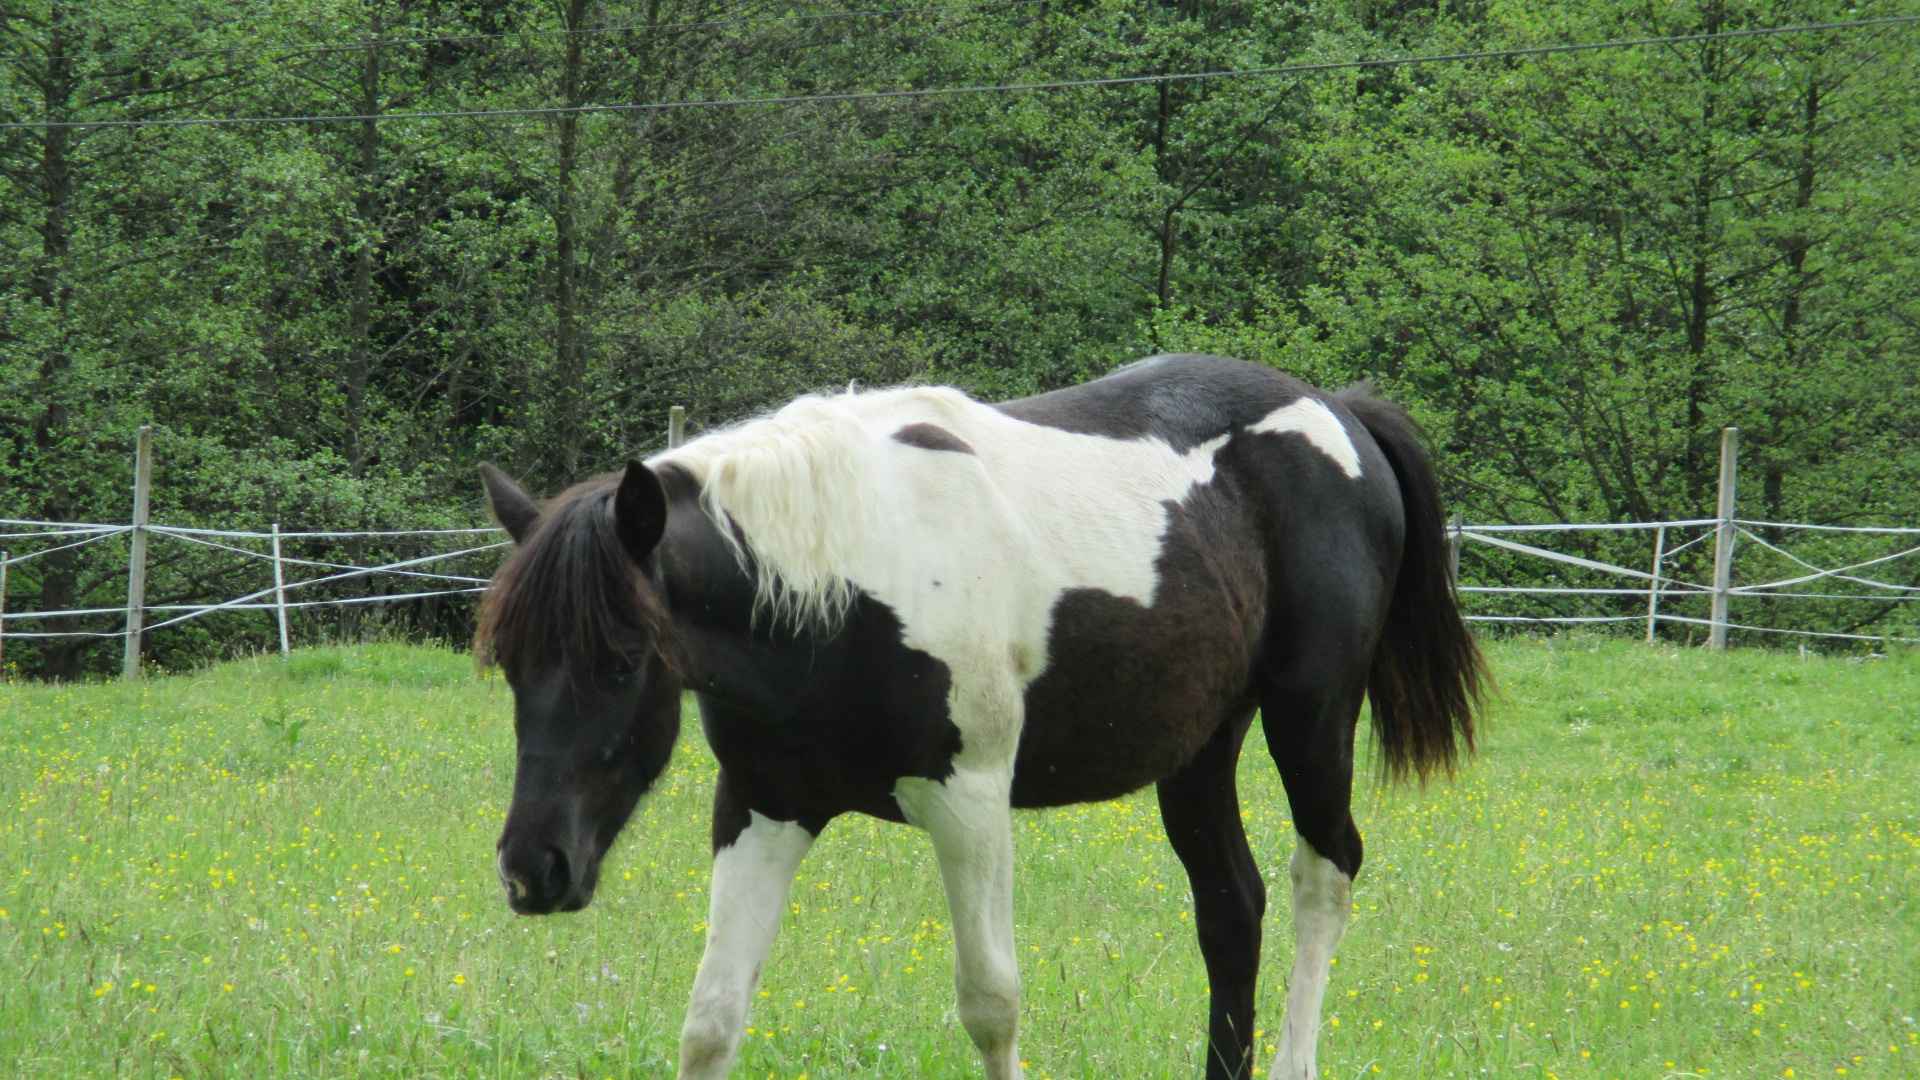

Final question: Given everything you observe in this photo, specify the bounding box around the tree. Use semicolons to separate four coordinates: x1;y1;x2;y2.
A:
1;0;260;674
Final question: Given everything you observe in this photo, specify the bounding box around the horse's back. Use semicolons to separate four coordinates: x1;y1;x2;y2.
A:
957;356;1405;803
998;353;1316;448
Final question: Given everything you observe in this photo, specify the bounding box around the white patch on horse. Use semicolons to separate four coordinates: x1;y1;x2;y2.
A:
896;768;1022;1079
1248;397;1363;479
679;812;814;1079
654;393;902;630
1271;835;1353;1080
654;386;1230;695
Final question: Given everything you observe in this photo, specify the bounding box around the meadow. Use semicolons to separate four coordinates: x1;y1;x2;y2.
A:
2;638;1915;1079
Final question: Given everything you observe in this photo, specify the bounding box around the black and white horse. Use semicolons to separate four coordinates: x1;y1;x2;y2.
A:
476;353;1484;1079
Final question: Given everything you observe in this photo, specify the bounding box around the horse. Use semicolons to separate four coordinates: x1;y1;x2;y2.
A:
474;353;1484;1079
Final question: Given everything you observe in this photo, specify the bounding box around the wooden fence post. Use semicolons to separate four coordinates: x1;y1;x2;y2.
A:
668;405;687;449
1448;513;1463;584
1645;524;1667;644
123;424;154;680
1709;426;1739;650
1;550;9;678
271;523;291;659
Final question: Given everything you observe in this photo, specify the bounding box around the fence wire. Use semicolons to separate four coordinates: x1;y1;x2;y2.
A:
1453;520;1920;645
4;515;1918;655
0;521;507;662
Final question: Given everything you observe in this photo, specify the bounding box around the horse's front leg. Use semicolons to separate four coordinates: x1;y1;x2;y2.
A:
679;776;816;1079
897;765;1022;1080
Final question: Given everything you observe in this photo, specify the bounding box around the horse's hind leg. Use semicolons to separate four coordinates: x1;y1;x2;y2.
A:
1259;679;1367;1080
679;773;817;1079
1155;709;1265;1080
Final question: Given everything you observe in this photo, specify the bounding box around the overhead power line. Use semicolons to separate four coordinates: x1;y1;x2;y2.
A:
281;0;1052;54
2;15;1914;133
0;0;1052;67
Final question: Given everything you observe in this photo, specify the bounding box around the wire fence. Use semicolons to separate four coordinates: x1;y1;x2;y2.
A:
4;511;1916;679
0;520;505;668
1452;519;1920;646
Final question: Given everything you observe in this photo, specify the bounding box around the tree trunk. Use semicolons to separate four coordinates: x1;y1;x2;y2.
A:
552;0;592;478
1766;75;1820;521
30;2;81;678
1681;1;1722;506
346;11;382;480
1154;79;1176;311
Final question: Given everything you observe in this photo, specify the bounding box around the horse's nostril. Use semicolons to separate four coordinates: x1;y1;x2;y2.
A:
541;845;571;900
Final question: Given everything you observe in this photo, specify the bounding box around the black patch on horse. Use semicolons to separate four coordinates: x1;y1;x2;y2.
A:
1012;484;1264;807
650;480;966;840
688;593;966;843
998;353;1308;452
892;422;975;454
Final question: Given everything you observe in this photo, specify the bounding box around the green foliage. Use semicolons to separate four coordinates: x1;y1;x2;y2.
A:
258;702;308;750
2;1;1916;675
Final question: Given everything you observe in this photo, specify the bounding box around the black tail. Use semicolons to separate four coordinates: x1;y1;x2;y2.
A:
1338;386;1487;783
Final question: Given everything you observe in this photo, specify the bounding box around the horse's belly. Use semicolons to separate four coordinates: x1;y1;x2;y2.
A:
1009;588;1257;808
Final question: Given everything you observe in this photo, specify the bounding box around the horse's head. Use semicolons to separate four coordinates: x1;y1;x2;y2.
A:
476;462;684;915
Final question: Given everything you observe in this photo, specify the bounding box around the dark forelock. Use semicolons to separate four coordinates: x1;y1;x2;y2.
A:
473;476;673;677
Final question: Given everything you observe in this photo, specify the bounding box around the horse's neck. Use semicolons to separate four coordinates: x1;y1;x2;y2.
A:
658;494;838;715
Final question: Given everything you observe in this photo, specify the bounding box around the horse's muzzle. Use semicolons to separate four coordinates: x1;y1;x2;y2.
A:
497;837;592;915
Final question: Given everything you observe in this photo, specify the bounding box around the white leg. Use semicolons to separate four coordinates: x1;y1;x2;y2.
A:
1270;834;1352;1080
896;768;1022;1080
678;811;814;1079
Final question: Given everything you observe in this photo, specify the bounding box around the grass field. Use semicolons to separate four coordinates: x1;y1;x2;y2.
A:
2;638;1916;1079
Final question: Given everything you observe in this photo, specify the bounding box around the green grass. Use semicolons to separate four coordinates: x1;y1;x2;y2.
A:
2;639;1916;1078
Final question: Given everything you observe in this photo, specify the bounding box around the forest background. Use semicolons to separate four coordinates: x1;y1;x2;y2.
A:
3;0;1916;678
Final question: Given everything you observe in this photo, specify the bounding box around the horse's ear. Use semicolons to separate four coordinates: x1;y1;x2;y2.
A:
480;464;540;543
613;461;667;562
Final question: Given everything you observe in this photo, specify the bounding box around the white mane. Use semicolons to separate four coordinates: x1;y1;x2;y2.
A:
650;385;975;631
